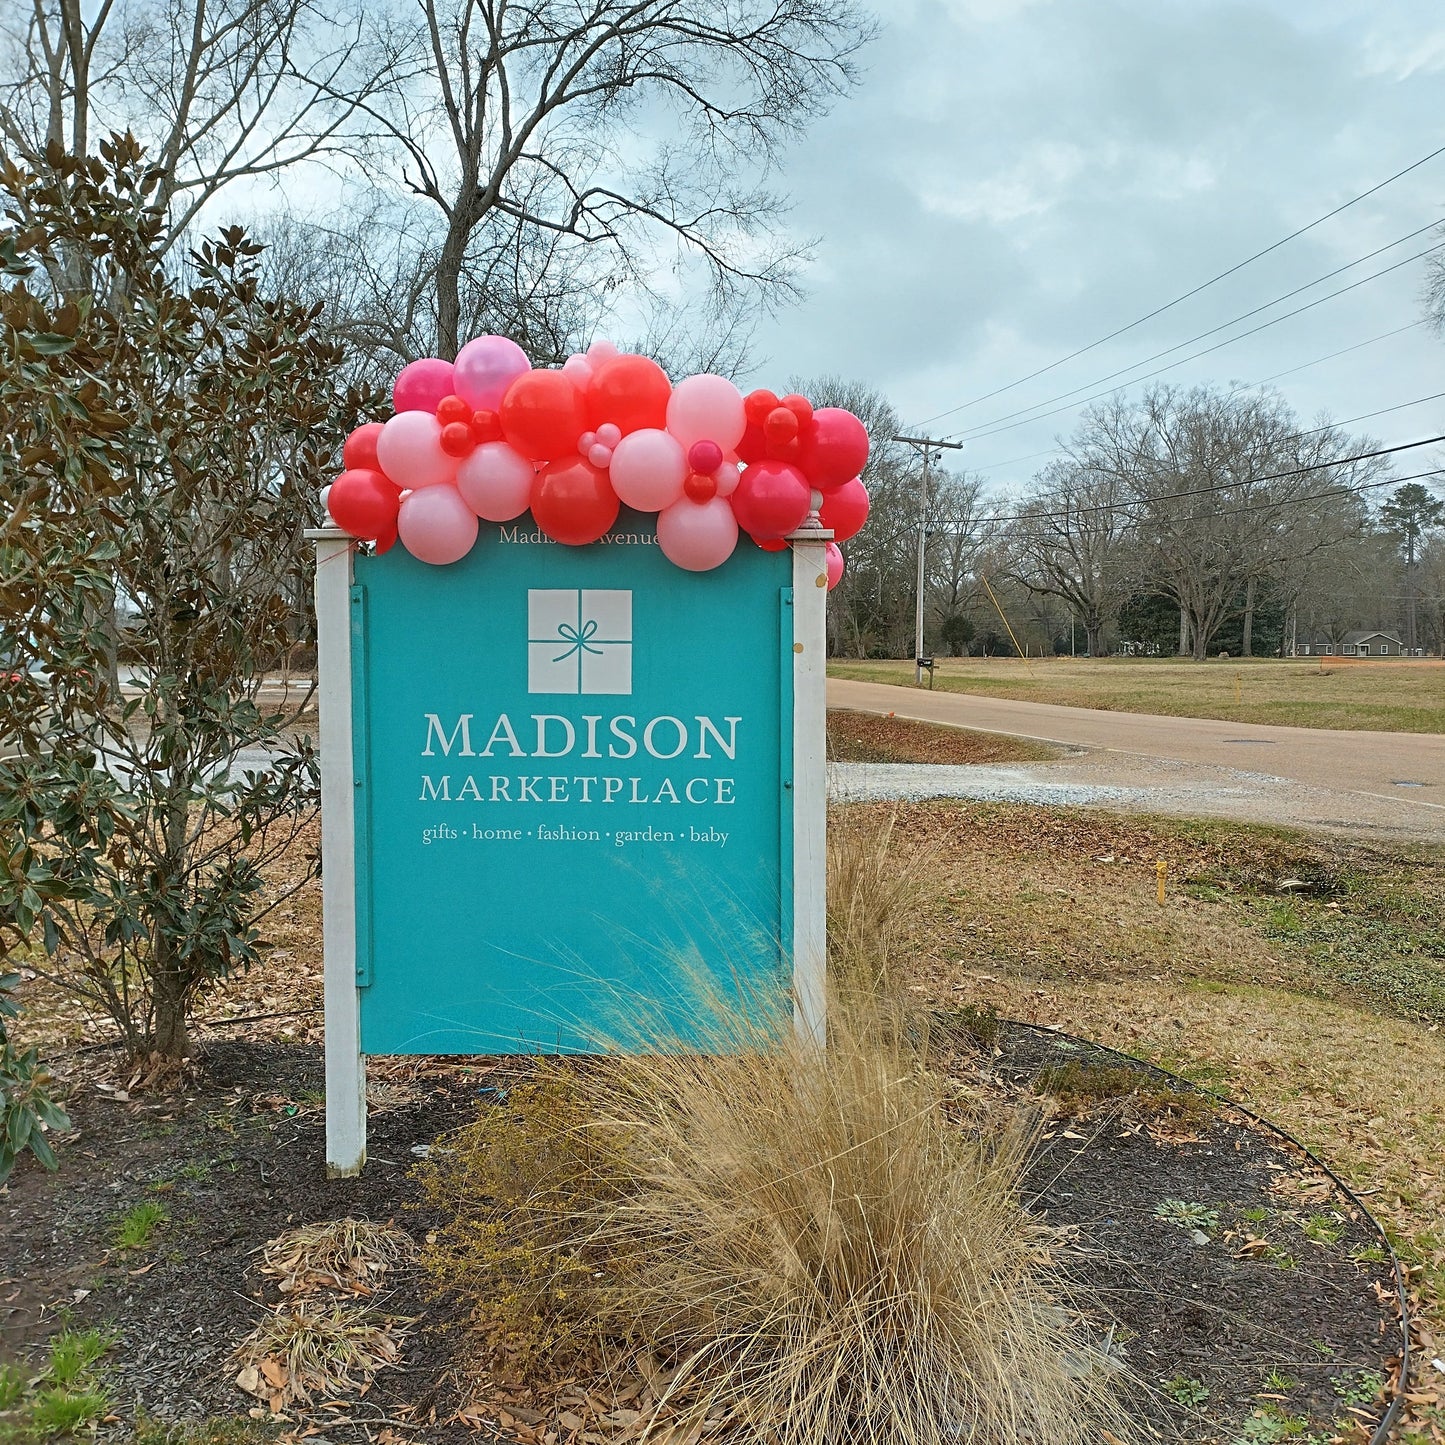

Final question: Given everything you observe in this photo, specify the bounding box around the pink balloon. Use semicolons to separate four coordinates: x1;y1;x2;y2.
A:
454;335;531;412
608;427;687;512
688;439;723;474
666;374;746;452
588;443;614;469
376;411;459;489
456;441;534;522
398;485;479;565
730;458;811;539
714;460;741;497
393;358;456;414
657;494;739;572
825;541;845;590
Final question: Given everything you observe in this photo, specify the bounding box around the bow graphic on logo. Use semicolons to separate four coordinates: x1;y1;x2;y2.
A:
553;618;602;662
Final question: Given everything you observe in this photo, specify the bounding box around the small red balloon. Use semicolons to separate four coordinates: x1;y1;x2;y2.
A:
736;420;768;464
780;393;814;428
730;459;811;540
683;470;718;503
531;456;620;545
586;354;671;435
500;370;588;461
744;388;779;424
764;407;799;445
470;409;502;443
819;477;869;543
798;407;870;492
752;534;789;552
435;394;471;427
440;421;476;457
342;422;384;472
329;468;400;542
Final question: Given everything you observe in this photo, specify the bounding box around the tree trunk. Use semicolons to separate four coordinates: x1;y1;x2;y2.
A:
1085;619;1103;657
1191;610;1209;662
1242;575;1256;658
1178;606;1190;657
434;214;471;361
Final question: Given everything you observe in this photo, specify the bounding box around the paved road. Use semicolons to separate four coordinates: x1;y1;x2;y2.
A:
828;678;1445;843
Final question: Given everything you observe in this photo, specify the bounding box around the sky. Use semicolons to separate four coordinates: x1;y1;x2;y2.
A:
741;0;1445;497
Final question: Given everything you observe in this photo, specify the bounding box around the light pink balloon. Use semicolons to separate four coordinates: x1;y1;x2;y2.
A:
456;441;534;522
657;494;739;572
714;461;741;497
588;443;614;469
825;541;845;590
609;427;687;512
376;412;459;489
398;485;479;565
454;335;531;412
666;374;746;452
393;358;456;414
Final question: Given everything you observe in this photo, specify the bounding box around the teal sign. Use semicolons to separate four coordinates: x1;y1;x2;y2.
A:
349;512;794;1053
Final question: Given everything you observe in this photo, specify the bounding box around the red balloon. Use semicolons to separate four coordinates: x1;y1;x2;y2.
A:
440;421;476;457
752;535;789;552
736;419;768;464
342;422;384;472
531;457;619;545
730;459;811;540
798;407;870;492
744;388;779;424
329;468;400;542
436;394;472;427
764;406;799;445
375;517;399;554
780;393;814;428
470;409;502;443
683;470;717;503
819;477;870;542
500;370;588;461
587;354;671;434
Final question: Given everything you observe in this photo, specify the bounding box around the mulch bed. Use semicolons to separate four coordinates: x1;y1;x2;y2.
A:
825;709;1061;766
0;1027;1399;1445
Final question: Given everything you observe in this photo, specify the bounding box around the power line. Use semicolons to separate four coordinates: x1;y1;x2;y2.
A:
950;243;1445;446
911;139;1445;430
934;435;1445;530
965;323;1429;475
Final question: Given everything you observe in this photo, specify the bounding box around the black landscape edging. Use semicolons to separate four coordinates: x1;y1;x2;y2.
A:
1002;1018;1411;1443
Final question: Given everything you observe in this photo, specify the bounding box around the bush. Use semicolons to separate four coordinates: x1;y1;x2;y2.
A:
0;973;70;1185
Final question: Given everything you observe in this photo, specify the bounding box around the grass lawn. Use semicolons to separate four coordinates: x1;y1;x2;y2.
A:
825;708;1060;764
828;655;1445;732
852;799;1445;1433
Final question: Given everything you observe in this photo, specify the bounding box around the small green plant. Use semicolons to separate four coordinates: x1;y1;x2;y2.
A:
113;1200;169;1250
1239;1205;1270;1223
1235;1403;1310;1442
1331;1367;1384;1406
45;1330;110;1387
1301;1212;1345;1246
1164;1374;1209;1406
0;973;71;1186
26;1386;111;1437
1154;1199;1221;1233
1262;1369;1298;1391
0;1363;26;1410
1352;1242;1387;1264
0;1327;113;1444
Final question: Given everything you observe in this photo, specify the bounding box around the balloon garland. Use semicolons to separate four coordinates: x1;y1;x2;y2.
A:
325;337;871;590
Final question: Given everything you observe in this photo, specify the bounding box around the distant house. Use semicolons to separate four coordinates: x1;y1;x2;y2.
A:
1295;629;1422;658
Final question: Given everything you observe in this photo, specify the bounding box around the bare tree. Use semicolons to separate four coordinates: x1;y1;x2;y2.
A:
344;0;874;360
1005;460;1136;656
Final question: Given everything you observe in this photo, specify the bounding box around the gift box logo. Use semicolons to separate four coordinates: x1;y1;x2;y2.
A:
527;589;633;695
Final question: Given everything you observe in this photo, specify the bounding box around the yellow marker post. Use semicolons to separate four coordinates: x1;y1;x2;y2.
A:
1156;858;1167;904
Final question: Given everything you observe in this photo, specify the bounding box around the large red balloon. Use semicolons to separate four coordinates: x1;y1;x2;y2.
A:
531;457;620;546
819;477;870;543
587;354;671;435
342;422;384;472
730;459;811;540
798;407;870;492
329;468;400;542
500;370;588;461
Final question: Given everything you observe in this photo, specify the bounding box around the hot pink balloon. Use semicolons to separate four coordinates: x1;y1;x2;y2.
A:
666;374;746;452
730;458;811;540
825;542;845;590
398;485;479;565
819;476;869;542
456;441;534;522
393;358;456;414
454;335;531;412
608;427;687;512
376;411;459;489
657;494;739;572
798;407;870;492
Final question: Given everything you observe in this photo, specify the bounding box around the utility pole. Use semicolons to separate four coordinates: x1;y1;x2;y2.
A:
893;435;964;685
